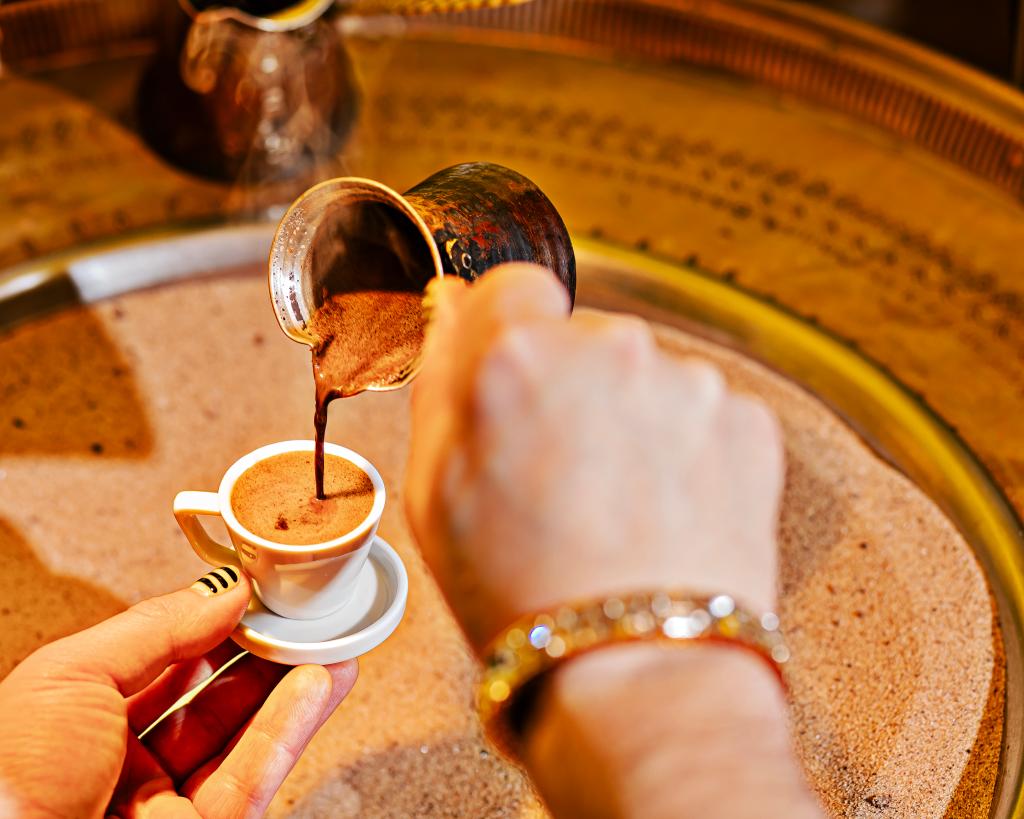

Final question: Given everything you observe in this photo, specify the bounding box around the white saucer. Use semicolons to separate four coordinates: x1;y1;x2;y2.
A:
231;537;408;665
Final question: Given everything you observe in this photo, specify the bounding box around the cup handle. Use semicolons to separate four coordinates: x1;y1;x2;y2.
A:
173;491;240;568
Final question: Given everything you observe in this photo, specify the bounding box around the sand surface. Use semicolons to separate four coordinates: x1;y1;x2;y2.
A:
0;268;1000;816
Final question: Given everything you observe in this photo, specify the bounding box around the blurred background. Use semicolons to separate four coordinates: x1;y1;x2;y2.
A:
3;0;1022;82
816;0;1022;83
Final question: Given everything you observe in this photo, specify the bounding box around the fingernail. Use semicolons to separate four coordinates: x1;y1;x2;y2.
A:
423;277;465;331
190;566;240;597
422;278;446;331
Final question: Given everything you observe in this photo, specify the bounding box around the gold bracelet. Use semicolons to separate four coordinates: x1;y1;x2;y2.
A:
477;591;789;757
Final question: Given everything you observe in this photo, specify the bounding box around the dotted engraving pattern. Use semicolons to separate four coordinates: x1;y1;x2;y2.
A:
413;0;1024;200
371;90;1024;382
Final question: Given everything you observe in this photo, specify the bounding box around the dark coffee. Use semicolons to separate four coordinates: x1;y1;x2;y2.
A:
231;451;374;545
307;201;434;498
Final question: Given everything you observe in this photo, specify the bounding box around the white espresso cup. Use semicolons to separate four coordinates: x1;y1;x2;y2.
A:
173;440;386;620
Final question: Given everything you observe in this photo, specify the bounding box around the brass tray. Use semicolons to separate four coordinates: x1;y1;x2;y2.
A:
0;223;1019;816
3;0;1024;814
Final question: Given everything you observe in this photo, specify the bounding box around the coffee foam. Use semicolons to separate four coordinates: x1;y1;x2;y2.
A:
230;450;374;546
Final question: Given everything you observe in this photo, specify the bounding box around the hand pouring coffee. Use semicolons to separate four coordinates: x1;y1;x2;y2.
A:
268;161;577;498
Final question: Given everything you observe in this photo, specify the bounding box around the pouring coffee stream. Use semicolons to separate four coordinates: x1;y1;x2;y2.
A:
310;293;425;498
303;195;435;498
310;287;428;499
269;162;576;498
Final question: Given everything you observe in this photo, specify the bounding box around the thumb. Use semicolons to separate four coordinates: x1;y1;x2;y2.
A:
31;567;251;696
417;275;469;397
407;276;468;530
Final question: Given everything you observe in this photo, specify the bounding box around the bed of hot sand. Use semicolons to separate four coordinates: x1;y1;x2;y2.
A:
0;268;1002;817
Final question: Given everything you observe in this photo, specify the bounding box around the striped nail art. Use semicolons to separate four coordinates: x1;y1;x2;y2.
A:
190;566;240;596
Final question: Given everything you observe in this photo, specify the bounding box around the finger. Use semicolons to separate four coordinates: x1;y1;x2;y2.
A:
186;661;358;816
418;274;470;395
419;264;568;414
407;265;569;568
465;262;571;325
127;640;244;734
655;356;728;466
108;734;199;819
405;280;462;544
719;394;784;613
450;264;569;396
416;275;470;415
408;276;469;530
414;263;567;425
182;660;358;798
142;653;289;784
31;568;250;697
113;789;198;819
468;308;656;414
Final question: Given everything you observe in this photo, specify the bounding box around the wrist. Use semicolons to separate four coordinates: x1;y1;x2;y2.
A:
521;643;821;819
